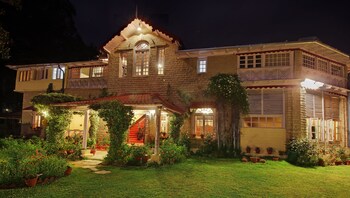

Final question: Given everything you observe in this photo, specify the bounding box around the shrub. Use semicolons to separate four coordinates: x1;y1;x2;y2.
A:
39;155;67;178
178;131;191;152
160;139;187;165
128;145;151;166
286;138;319;167
200;134;217;156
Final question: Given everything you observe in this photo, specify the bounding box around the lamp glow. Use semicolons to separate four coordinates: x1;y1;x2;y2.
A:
301;78;324;90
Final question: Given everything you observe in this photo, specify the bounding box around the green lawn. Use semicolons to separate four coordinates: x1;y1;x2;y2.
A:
2;158;350;197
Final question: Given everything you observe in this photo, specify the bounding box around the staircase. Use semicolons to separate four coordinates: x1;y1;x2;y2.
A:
128;115;146;144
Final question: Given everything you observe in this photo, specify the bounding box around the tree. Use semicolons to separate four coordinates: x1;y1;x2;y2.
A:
206;73;249;152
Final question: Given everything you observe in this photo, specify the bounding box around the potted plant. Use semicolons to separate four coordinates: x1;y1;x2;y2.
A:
200;134;205;139
255;147;260;154
346;158;350;165
250;156;259;163
266;147;273;154
20;158;39;187
246;146;251;154
64;165;73;176
90;146;96;155
335;157;342;166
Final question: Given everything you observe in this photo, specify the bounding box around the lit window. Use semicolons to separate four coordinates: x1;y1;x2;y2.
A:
158;48;165;75
198;58;207;73
52;66;65;80
18;70;31;82
92;66;104;77
193;108;214;138
32;113;42;129
119;52;128;77
79;68;90;78
134;41;150;76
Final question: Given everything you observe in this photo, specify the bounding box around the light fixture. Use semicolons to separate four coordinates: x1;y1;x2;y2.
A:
300;78;324;90
158;64;162;68
42;110;49;117
195;108;213;114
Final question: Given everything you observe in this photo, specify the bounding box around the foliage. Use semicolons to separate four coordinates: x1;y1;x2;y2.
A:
160;139;187;165
31;93;79;152
198;134;217;156
318;146;350;166
90;101;134;164
88;111;99;148
39;155;67;178
169;113;184;143
128;145;151;166
178;131;191;152
0;138;68;185
206;73;249;150
286;138;319;167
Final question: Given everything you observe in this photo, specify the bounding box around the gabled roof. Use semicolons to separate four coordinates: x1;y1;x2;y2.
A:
6;60;107;70
103;18;177;53
55;93;184;114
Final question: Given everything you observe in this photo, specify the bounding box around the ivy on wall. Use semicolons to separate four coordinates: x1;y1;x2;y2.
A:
206;73;249;151
88;111;99;147
31;93;79;152
90;101;134;164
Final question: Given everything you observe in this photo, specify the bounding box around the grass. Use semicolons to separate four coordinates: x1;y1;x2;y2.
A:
2;157;350;197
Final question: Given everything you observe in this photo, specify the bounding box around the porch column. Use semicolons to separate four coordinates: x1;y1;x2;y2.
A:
154;106;161;155
82;109;90;149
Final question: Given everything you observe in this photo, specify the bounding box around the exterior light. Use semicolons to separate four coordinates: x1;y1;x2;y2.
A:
301;78;324;90
149;110;155;115
42;110;49;117
195;108;213;114
158;64;162;68
137;26;142;31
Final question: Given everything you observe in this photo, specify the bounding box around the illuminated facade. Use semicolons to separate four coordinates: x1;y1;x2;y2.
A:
8;19;350;152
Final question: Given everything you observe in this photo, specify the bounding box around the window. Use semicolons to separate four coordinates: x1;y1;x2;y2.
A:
330;64;343;77
18;70;31;82
160;113;168;133
52;66;65;80
239;54;262;68
194;108;214;138
158;48;165;75
302;54;316;69
265;53;290;67
243;89;284;128
92;66;104;77
119;52;128;77
197;58;207;73
79;68;90;78
134;42;150;76
317;59;328;73
32;113;42;129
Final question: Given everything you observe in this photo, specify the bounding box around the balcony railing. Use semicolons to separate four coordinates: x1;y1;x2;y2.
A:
238;66;293;81
67;77;107;89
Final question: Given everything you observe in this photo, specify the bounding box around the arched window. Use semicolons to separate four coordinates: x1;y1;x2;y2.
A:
134;41;150;76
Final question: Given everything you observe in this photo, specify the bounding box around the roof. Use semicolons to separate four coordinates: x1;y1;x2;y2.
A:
103;18;177;53
55;93;184;114
6;60;107;70
177;40;350;64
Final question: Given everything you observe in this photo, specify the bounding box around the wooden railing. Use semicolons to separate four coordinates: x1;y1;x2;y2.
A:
238;66;293;81
67;77;107;89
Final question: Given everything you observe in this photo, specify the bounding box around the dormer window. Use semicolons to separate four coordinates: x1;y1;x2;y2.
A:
197;58;207;73
134;41;150;76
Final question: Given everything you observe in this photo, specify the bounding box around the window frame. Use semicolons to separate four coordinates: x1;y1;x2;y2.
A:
52;66;65;80
134;41;150;76
157;48;165;75
197;57;207;73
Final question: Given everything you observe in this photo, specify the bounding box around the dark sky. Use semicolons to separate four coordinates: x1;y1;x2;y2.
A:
70;0;350;54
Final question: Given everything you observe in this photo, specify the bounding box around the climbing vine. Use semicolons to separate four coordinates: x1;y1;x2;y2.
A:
206;73;249;151
88;111;99;148
31;93;79;152
169;113;184;144
90;101;134;164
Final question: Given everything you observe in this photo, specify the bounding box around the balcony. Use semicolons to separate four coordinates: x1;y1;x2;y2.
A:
238;66;293;81
67;77;107;89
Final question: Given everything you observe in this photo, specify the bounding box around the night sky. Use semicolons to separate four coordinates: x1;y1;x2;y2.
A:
70;0;350;53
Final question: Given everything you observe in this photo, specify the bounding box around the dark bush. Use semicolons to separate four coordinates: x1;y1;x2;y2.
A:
286;138;319;167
